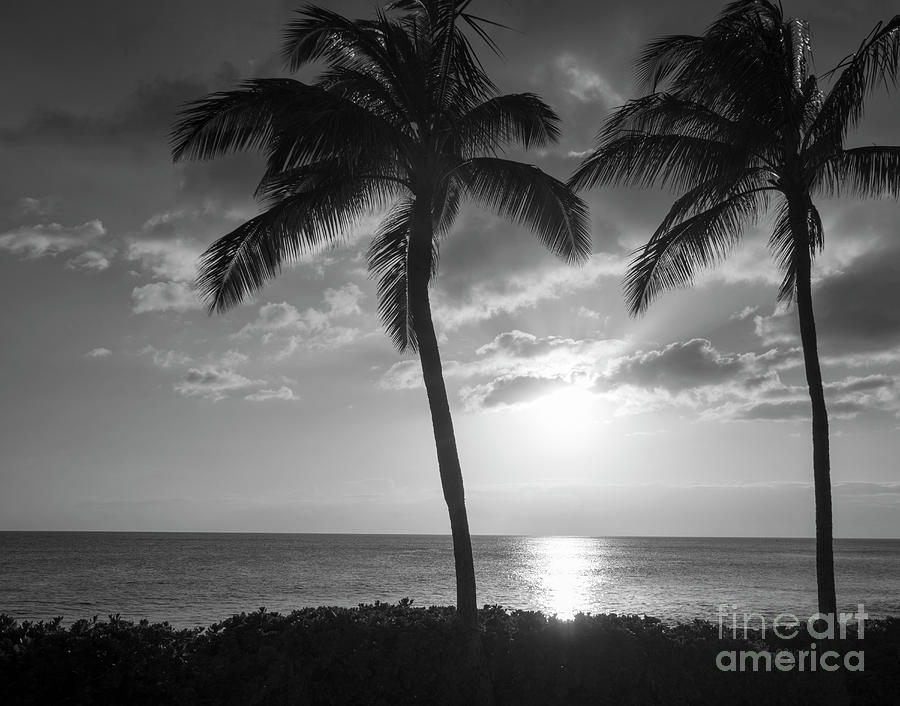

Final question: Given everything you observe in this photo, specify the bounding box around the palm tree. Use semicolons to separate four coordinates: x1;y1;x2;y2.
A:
571;0;899;616
171;1;590;630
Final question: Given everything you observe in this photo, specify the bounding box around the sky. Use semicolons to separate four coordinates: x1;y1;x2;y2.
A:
0;0;898;537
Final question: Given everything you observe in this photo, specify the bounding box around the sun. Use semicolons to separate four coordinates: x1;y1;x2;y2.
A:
526;386;597;440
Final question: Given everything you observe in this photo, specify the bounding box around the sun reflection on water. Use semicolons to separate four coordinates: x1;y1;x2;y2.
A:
527;536;599;620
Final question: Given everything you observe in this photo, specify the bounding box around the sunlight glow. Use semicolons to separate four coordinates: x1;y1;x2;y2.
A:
526;387;596;441
528;536;597;620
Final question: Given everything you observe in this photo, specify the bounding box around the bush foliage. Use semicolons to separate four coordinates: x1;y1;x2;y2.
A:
1;603;897;705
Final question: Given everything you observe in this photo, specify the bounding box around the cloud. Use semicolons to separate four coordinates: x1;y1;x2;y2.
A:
727;399;867;422
132;281;203;313
0;220;107;259
461;375;571;410
139;345;194;368
236;283;364;355
323;283;363;316
175;365;260;401
378;329;622;409
751;236;900;359
378;359;467;391
169;349;294;402
379;360;425;390
454;331;848;418
85;347;111;358
126;238;203;282
711;373;899;422
245;386;298;402
753;310;797;346
602;339;748;392
810;244;900;351
731;305;758;321
0;69;239;149
576;306;608;323
555;54;623;105
66;249;111;272
16;196;53;216
377;327;887;421
433;254;624;329
477;330;580;359
584;338;790;416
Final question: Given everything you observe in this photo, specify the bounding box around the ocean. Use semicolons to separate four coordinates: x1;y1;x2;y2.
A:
1;533;898;627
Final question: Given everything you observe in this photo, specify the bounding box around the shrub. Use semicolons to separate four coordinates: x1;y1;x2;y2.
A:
1;605;896;705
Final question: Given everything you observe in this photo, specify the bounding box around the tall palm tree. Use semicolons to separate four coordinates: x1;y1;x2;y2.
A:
171;1;590;630
571;0;899;615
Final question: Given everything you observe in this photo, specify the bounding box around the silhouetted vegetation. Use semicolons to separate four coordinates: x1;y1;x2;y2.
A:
2;604;898;705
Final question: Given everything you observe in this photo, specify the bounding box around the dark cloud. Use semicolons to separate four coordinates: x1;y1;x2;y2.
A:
464;375;571;410
604;338;746;392
727;375;897;421
815;245;900;350
755;241;900;355
176;154;265;204
0;66;239;150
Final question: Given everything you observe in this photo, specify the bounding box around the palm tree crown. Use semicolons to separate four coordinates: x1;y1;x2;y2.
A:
571;0;899;314
570;0;899;616
172;1;590;341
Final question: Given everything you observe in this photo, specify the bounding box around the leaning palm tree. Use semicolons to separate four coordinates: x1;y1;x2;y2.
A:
571;0;899;615
171;2;590;630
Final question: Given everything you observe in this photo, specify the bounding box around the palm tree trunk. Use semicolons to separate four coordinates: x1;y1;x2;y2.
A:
790;195;837;616
408;193;478;630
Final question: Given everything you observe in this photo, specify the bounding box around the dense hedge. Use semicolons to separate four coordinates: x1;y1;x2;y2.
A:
1;603;897;705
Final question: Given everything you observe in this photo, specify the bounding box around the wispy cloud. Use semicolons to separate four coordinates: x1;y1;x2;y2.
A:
0;220;108;260
245;386;298;402
433;254;624;329
132;281;203;314
236;283;365;356
139;345;194;368
555;55;623;105
126;238;203;282
175;366;261;401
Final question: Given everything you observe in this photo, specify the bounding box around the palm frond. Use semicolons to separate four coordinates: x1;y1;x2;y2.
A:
366;198;441;352
636;1;789;116
653;172;772;239
432;177;461;235
625;189;764;314
459;157;591;263
446;93;560;155
635;35;703;93
197;177;374;313
570;132;748;193
281;5;388;73
262;88;406;173
601;93;753;141
807;16;900;150
393;0;497;107
254;160;405;206
768;198;823;304
812;146;900;199
171;79;313;162
170;77;405;172
317;65;410;126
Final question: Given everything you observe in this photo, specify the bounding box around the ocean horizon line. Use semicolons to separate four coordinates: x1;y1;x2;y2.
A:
2;530;898;541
